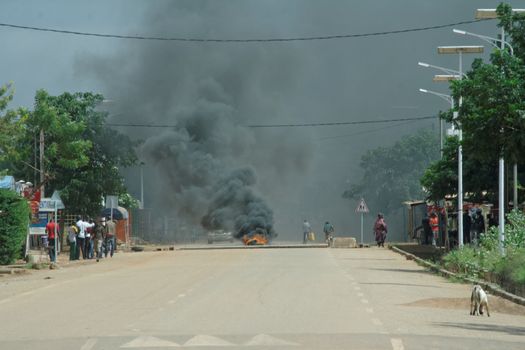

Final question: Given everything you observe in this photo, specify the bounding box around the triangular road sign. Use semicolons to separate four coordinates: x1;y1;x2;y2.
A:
355;198;369;213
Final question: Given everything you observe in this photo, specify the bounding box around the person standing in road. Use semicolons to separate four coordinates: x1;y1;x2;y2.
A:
85;218;95;259
45;217;59;263
67;224;78;261
302;220;311;244
76;216;94;260
373;213;388;247
105;216;116;257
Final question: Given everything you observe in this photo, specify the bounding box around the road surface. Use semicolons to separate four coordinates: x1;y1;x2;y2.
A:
0;246;524;349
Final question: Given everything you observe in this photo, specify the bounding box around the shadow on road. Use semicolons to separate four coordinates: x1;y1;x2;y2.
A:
340;258;396;261
360;282;440;288
434;322;525;336
366;267;431;274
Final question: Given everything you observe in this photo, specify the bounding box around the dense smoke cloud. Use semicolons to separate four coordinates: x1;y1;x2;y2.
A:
80;2;314;238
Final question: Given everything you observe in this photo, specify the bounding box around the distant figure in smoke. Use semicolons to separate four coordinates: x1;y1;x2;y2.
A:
373;213;388;247
302;220;311;244
323;221;334;245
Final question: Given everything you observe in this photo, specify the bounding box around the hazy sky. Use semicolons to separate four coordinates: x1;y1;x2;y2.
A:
1;1;522;240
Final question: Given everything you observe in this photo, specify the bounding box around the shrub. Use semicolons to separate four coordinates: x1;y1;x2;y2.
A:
442;246;481;277
493;248;525;296
503;210;525;250
0;189;30;265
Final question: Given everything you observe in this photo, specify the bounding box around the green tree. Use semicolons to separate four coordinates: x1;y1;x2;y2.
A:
0;189;30;265
421;136;498;202
445;51;525;166
497;3;525;61
11;90;138;216
0;83;27;174
422;4;525;205
343;130;439;214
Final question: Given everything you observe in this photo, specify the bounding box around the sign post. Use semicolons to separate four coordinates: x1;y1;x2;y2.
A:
355;198;369;246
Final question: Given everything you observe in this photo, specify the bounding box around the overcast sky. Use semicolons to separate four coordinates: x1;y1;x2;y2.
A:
1;1;522;240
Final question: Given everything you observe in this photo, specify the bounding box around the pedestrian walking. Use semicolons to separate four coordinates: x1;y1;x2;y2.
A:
302;220;311;244
105;217;116;258
45;217;59;263
67;224;78;261
373;213;388;247
323;221;335;245
93;218;107;262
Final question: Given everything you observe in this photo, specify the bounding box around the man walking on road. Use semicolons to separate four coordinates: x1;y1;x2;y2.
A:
302;219;311;244
93;218;107;262
105;217;116;258
323;221;335;244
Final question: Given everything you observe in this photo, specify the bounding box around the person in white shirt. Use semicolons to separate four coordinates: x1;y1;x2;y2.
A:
75;215;95;260
302;220;311;244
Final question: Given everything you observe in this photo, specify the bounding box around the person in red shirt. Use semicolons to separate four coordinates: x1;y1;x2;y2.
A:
45;217;59;263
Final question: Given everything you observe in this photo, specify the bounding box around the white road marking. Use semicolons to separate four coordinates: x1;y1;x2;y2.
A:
168;299;176;304
80;338;98;350
244;334;299;346
366;308;374;313
184;335;234;346
391;338;405;350
357;292;364;297
121;336;180;348
372;318;383;326
360;299;369;304
178;294;186;298
353;286;361;290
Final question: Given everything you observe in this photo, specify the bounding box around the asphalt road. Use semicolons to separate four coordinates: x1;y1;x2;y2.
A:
0;246;524;349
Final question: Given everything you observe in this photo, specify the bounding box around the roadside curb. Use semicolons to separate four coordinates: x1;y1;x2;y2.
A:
179;243;328;250
390;245;525;307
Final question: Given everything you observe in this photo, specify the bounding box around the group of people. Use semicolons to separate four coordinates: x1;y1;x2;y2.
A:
302;216;388;247
66;215;117;262
301;220;335;244
463;208;487;244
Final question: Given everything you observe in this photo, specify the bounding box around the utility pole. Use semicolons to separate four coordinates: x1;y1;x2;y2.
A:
39;129;45;196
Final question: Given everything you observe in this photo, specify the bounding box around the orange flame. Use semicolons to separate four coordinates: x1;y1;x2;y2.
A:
242;234;268;246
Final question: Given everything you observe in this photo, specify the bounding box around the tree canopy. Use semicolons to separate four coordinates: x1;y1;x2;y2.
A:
343;130;439;214
3;88;138;216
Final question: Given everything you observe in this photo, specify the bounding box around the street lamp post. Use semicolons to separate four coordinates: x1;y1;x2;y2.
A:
453;26;517;255
418;88;453;159
436;45;484;248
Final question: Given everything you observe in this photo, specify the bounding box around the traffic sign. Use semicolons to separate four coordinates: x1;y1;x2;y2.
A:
355;198;369;213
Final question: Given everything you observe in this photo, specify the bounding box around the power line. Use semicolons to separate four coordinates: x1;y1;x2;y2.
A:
0;19;491;43
105;115;436;129
246;116;435;128
318;120;417;141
